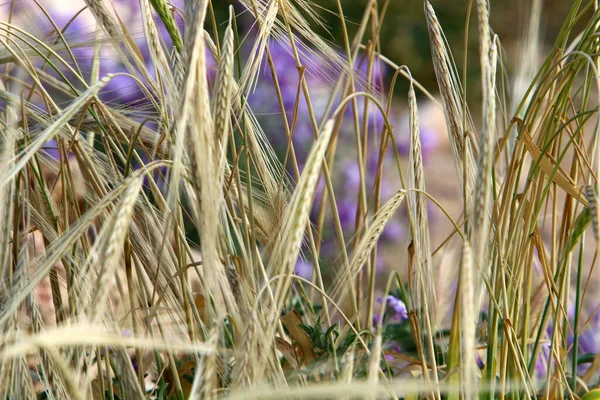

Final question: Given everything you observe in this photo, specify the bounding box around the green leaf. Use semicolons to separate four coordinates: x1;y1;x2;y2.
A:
582;389;600;400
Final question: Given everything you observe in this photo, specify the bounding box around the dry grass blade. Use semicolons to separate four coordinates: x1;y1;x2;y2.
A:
0;324;217;359
520;131;588;206
281;310;316;365
367;333;382;399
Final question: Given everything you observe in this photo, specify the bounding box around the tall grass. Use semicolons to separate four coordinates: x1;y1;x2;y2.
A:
1;0;600;398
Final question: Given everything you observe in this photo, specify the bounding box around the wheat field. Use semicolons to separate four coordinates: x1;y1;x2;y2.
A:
1;0;600;398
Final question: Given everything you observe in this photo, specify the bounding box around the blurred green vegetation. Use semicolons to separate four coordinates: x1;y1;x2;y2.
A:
211;0;580;103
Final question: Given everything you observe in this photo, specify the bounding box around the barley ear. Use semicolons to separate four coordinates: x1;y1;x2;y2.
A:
89;177;143;322
424;1;477;199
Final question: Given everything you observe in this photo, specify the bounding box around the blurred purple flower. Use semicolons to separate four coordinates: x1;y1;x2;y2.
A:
294;259;313;280
476;352;485;369
342;161;362;192
377;295;408;322
42;138;61;160
8;0;188;106
372;313;381;326
396;126;438;159
337;198;357;231
577;308;600;375
418;126;439;160
384;342;402;361
41;138;78;160
534;342;552;380
381;219;405;241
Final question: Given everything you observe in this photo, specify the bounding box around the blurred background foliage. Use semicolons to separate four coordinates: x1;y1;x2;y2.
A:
212;0;584;103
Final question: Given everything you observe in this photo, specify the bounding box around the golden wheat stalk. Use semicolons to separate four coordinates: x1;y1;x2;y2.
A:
165;1;213;215
471;0;496;250
164;1;236;323
424;1;477;199
231;313;258;389
330;190;406;304
367;333;382;398
269;119;334;287
238;0;279;94
188;3;238;322
406;75;440;397
0;84;16;292
473;36;498;310
407;75;436;315
189;325;220;400
247;120;334;379
138;0;176;107
213;7;235;199
83;0;156;91
5;76;112;182
460;240;476;400
88;177;143;322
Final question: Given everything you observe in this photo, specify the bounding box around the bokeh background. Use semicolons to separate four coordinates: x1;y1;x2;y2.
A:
211;0;583;103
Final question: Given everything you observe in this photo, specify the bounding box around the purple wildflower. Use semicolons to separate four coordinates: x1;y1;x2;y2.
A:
476;352;485;369
337;198;358;232
577;307;600;375
377;295;408;321
381;219;405;241
534;342;552;381
41;139;61;160
385;342;402;361
294;259;313;280
372;313;381;327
